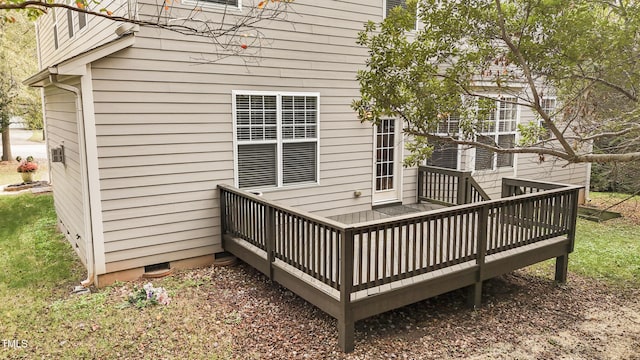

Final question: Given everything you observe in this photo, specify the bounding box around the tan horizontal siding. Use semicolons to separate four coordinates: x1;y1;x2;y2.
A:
37;0;126;68
44;82;87;264
105;227;217;253
98;162;233;180
93;0;387;271
102;199;216;222
517;153;588;187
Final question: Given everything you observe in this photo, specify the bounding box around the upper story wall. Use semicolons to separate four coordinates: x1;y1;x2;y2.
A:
36;0;130;68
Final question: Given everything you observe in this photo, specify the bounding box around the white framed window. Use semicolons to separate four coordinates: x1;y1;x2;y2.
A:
474;97;518;171
233;91;320;189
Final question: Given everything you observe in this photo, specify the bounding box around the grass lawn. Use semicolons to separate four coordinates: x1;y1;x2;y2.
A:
0;192;638;358
526;192;640;288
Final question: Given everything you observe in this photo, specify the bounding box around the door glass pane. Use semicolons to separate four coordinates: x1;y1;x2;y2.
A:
375;119;395;191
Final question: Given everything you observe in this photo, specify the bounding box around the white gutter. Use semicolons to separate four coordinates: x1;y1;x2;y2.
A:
48;73;95;288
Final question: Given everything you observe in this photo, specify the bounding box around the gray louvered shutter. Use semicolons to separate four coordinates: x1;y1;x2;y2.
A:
238;144;277;188
283;142;317;184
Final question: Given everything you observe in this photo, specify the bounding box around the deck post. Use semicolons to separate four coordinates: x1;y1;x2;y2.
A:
265;206;276;280
468;205;489;309
501;181;512;198
567;189;580;253
456;173;467;205
219;188;227;248
417;167;424;203
555;254;568;283
338;228;355;352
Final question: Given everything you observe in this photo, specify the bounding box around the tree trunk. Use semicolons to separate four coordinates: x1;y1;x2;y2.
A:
1;127;11;161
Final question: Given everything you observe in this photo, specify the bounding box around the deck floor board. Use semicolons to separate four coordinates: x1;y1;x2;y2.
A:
329;203;446;225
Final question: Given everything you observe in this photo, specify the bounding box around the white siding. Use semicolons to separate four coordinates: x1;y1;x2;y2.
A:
44;81;88;265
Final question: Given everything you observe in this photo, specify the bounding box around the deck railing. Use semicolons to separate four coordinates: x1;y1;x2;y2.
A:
417;165;491;205
221;186;345;291
219;177;581;352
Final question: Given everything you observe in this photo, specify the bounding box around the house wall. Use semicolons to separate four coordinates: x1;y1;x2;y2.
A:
36;0;128;69
89;0;392;274
43;79;88;265
37;0;589;279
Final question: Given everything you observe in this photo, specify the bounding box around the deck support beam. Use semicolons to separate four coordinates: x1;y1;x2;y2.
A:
339;228;355;352
554;254;568;283
338;319;355;352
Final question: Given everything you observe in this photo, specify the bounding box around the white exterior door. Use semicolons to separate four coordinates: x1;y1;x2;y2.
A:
373;118;402;204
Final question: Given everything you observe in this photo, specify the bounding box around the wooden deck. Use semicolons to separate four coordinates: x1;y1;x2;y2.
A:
218;167;581;352
328;203;445;224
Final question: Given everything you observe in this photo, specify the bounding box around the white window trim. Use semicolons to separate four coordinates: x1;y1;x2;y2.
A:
472;96;520;173
232;90;321;191
182;0;241;12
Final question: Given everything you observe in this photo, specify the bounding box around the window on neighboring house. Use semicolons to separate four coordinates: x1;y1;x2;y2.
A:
234;92;319;189
67;10;74;38
52;9;59;50
539;97;556;140
384;0;416;29
427;114;460;169
474;97;518;171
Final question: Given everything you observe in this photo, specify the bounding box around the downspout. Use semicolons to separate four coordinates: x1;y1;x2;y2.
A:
49;73;95;287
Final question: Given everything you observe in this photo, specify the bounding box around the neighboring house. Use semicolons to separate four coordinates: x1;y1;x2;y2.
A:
25;0;589;287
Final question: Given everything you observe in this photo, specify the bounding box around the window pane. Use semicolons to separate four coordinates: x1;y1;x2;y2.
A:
236;95;250;110
497;134;515;167
498;98;518;132
78;11;86;29
236;94;277;141
281;95;317;140
283;142;317;184
238;144;277;188
67;10;74;38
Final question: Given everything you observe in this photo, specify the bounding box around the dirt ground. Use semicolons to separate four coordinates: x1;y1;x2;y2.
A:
586;193;640;225
123;195;640;359
157;261;638;359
